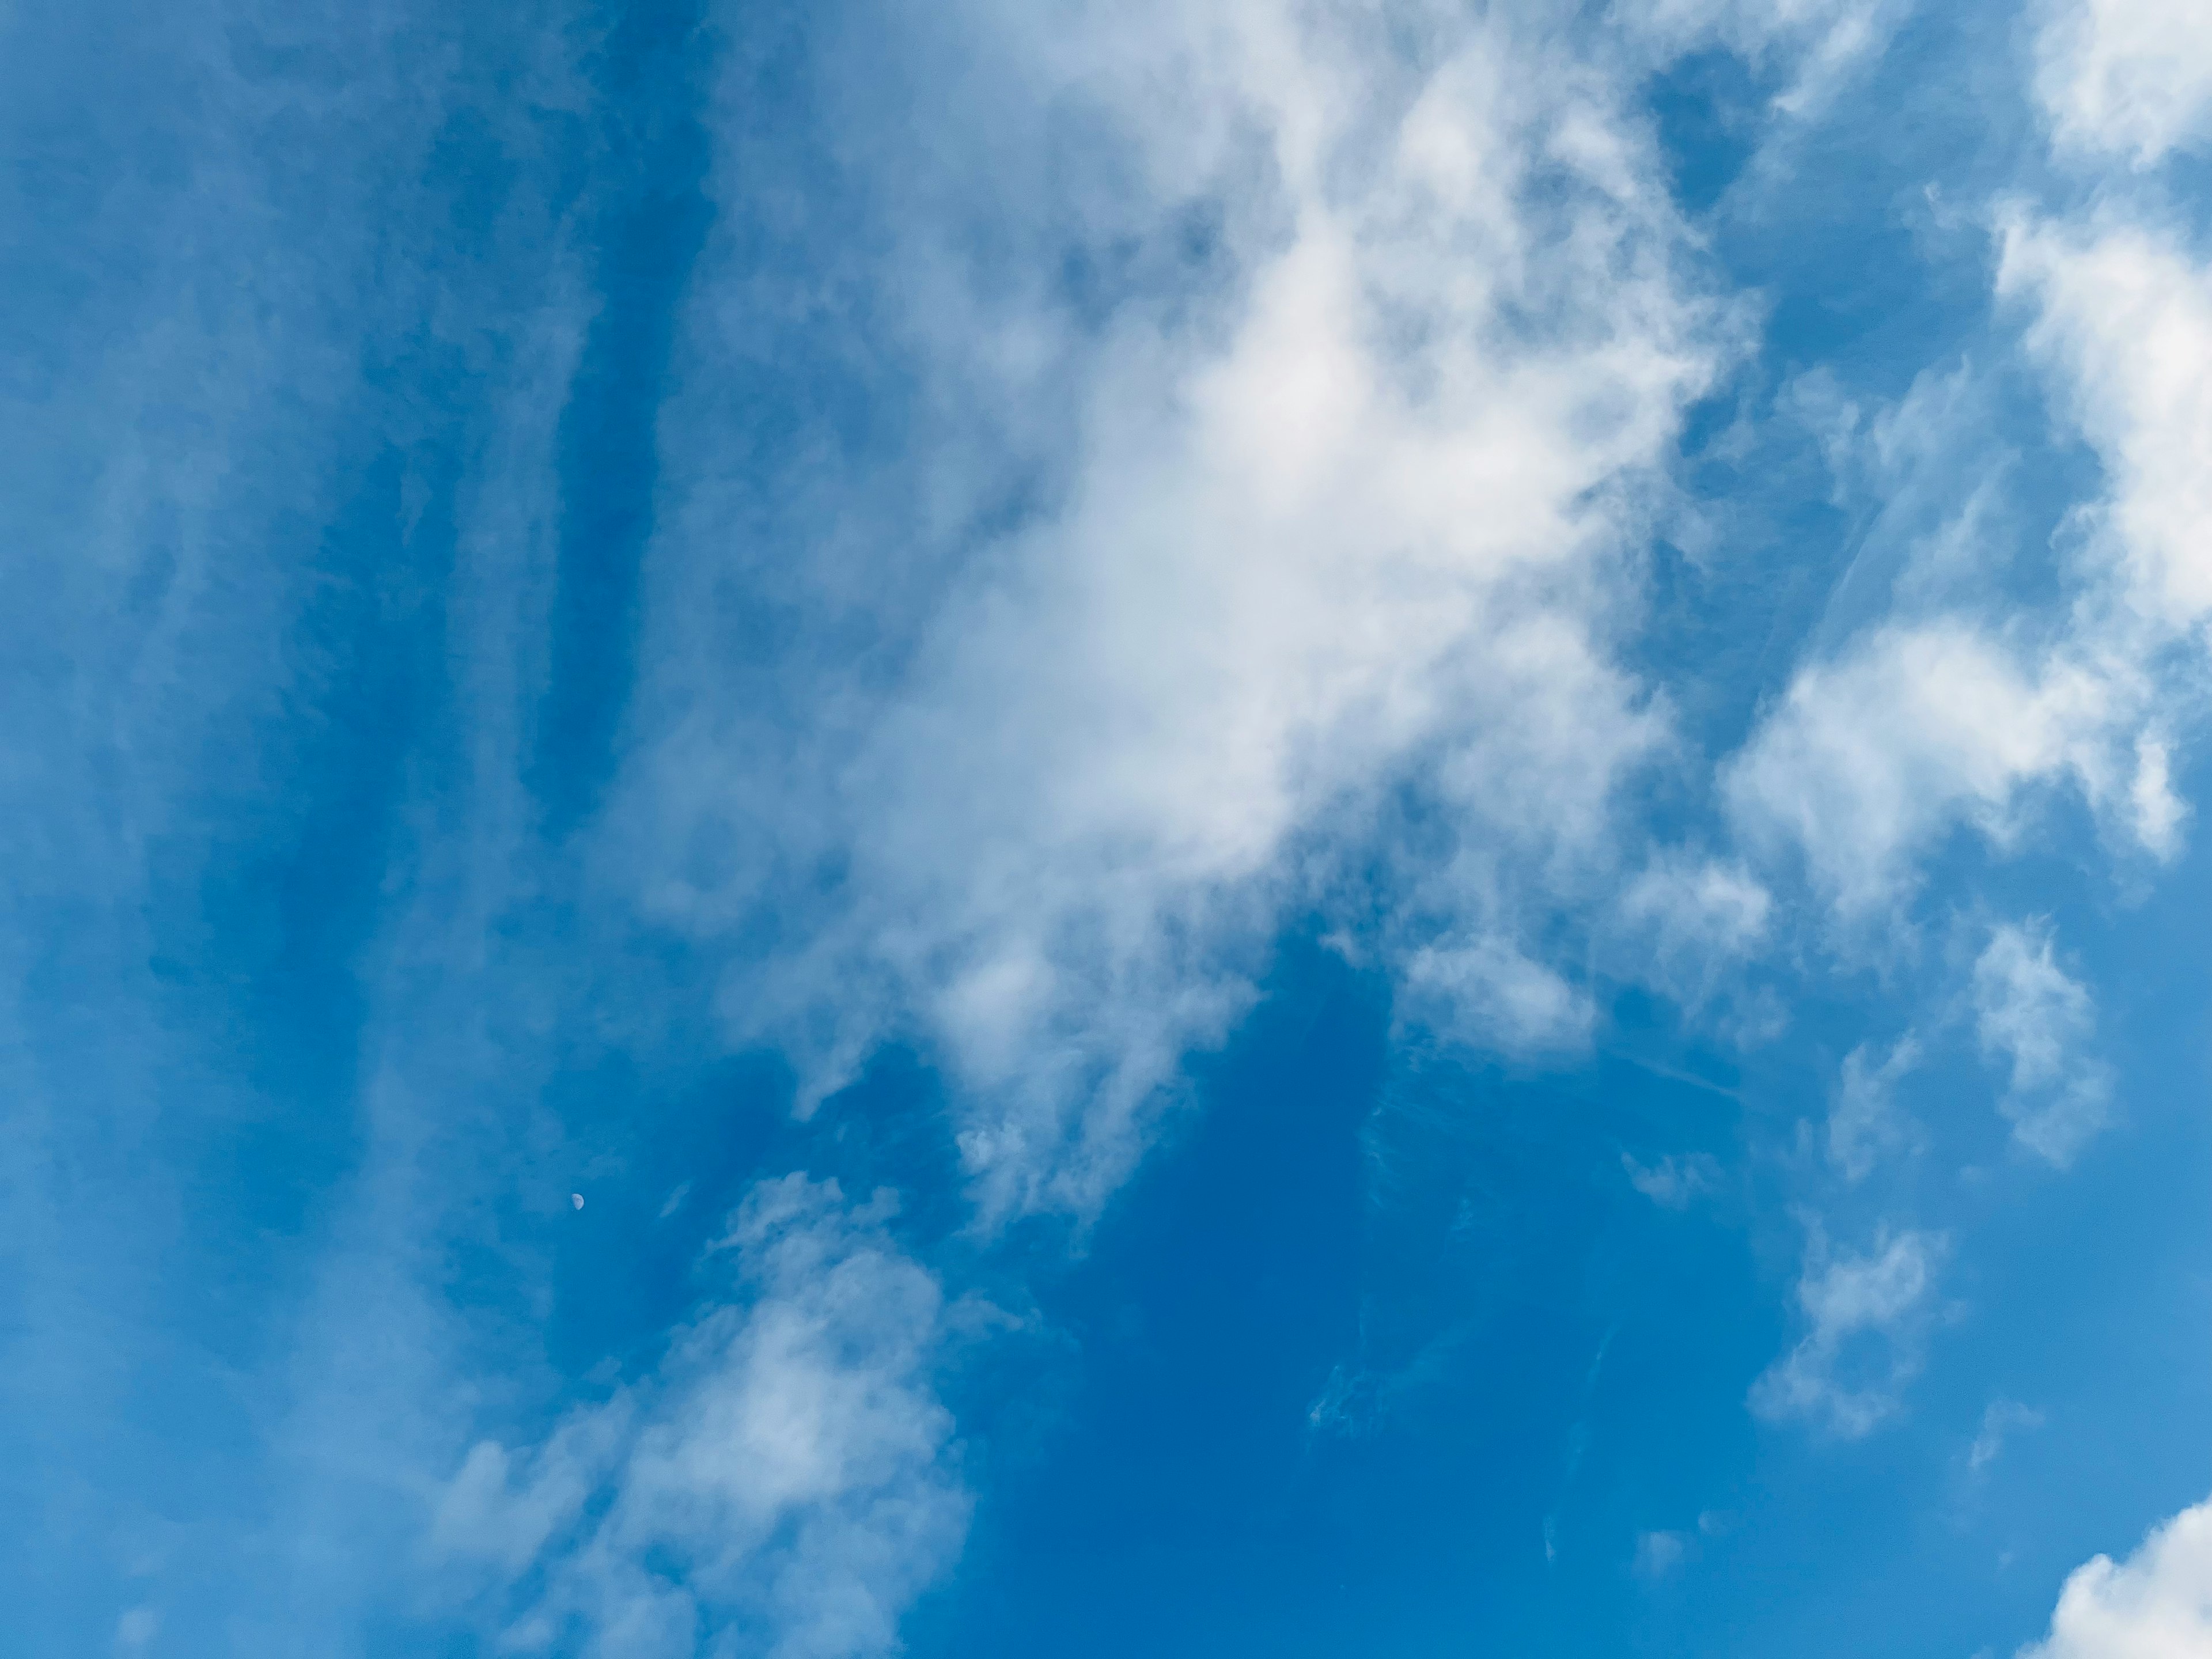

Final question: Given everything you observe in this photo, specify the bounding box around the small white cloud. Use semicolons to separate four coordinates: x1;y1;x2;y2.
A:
1968;1399;2045;1474
432;1176;969;1658
1623;1152;1723;1210
2129;733;2188;861
115;1608;158;1653
2001;210;2212;642
1826;1036;1922;1183
1752;1224;1944;1437
1306;1363;1380;1440
1974;922;2112;1166
1403;935;1594;1055
2016;1493;2212;1657
1617;855;1772;1004
1635;1529;1688;1580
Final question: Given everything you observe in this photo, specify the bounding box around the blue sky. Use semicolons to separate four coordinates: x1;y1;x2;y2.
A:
7;0;2212;1654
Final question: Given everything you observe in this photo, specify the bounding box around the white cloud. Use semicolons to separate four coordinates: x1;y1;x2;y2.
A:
1826;1036;1921;1183
1974;922;2112;1166
2000;212;2212;635
1725;198;2212;929
1726;620;2151;915
1751;1225;1943;1437
2035;0;2212;164
1616;854;1773;1005
2017;1494;2212;1658
1968;1399;2044;1474
634;0;1737;1218
1635;1528;1689;1579
1401;935;1596;1055
433;1176;969;1659
2129;733;2188;863
1623;1151;1724;1209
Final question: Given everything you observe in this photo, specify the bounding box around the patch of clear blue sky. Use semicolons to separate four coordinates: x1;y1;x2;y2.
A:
5;0;2210;1653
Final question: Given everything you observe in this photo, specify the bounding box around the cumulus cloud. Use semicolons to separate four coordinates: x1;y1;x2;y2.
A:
431;1177;969;1658
2035;0;2212;164
1974;922;2112;1166
1825;1036;1921;1183
2017;1495;2212;1658
1751;1225;1943;1437
634;0;1739;1218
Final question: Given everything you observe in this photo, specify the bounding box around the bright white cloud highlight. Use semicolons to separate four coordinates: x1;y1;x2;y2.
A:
2036;0;2212;164
2001;213;2212;639
642;0;1735;1218
1727;622;2153;915
432;1177;968;1658
1726;184;2212;931
1974;922;2112;1166
2018;1495;2212;1658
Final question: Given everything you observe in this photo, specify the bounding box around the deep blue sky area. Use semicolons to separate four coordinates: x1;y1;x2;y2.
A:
6;0;2212;1655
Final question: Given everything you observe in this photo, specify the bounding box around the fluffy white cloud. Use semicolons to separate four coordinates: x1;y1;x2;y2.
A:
2018;1495;2212;1658
431;1177;969;1658
1725;170;2212;929
2036;0;2212;164
2001;212;2212;641
1726;621;2153;915
1751;1226;1943;1437
1974;921;2112;1166
635;0;1739;1218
